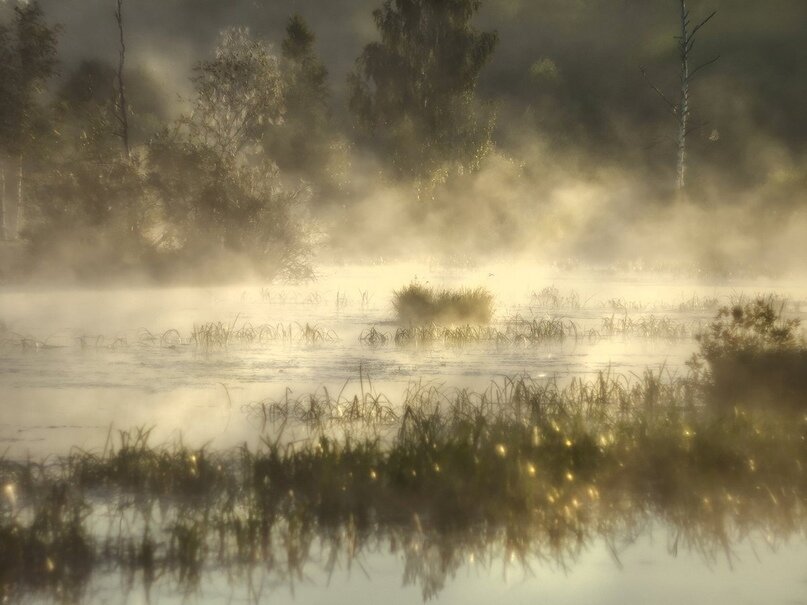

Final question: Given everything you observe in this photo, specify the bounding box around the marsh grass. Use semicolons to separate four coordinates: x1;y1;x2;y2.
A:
1;367;806;601
191;320;337;350
359;326;390;347
361;314;693;348
0;329;62;351
3;320;340;355
246;368;398;433
393;283;494;325
677;294;721;313
530;286;584;310
600;314;693;340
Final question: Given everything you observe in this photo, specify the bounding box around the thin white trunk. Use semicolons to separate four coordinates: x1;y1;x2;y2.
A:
0;162;6;241
15;154;23;238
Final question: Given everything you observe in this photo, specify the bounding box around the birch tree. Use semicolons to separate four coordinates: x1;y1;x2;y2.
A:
186;27;284;160
147;28;310;279
0;2;58;237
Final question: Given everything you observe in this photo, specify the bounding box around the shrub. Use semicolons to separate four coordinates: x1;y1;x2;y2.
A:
392;283;494;325
694;298;806;411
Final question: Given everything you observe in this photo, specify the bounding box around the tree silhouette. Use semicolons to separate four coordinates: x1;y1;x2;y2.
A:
349;0;497;185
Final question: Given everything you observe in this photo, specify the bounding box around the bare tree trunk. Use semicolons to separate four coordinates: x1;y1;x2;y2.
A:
15;154;24;238
676;0;690;190
0;160;6;241
115;0;130;158
642;2;717;192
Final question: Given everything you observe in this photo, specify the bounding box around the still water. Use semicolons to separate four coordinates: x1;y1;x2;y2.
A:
2;262;806;604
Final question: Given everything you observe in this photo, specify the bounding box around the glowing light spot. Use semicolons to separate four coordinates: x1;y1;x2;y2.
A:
3;483;15;505
432;463;441;473
495;444;507;458
369;469;377;480
46;558;55;573
564;439;573;448
565;472;574;482
526;463;537;478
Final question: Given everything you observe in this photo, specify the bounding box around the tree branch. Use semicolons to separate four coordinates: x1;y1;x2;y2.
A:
688;55;720;81
691;11;717;39
640;67;678;117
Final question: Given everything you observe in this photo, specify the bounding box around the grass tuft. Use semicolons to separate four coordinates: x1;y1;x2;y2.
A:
393;283;494;325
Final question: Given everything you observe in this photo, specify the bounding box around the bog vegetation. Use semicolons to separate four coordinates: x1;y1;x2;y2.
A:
691;298;806;411
1;361;806;601
393;283;494;325
0;298;805;601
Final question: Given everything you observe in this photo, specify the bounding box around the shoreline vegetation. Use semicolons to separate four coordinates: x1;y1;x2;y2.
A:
1;300;805;601
1;369;805;601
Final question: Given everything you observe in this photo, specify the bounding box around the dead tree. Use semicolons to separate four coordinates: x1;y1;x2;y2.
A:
642;0;718;190
0;164;6;241
114;0;130;157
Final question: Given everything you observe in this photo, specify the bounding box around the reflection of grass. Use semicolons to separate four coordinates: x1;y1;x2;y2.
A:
393;283;494;325
2;368;805;601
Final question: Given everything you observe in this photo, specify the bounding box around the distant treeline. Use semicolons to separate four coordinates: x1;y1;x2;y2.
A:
0;1;805;281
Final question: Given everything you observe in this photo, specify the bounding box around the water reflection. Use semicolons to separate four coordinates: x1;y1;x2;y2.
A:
2;373;805;603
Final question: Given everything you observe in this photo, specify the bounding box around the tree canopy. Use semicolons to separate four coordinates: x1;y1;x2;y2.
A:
349;0;497;183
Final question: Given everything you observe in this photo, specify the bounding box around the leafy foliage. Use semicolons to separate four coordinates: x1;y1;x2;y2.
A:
186;27;284;160
147;27;311;280
0;1;59;158
697;298;802;360
265;15;332;177
693;299;806;410
349;0;497;183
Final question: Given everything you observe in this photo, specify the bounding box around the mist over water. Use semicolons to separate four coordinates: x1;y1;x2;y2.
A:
1;1;806;603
